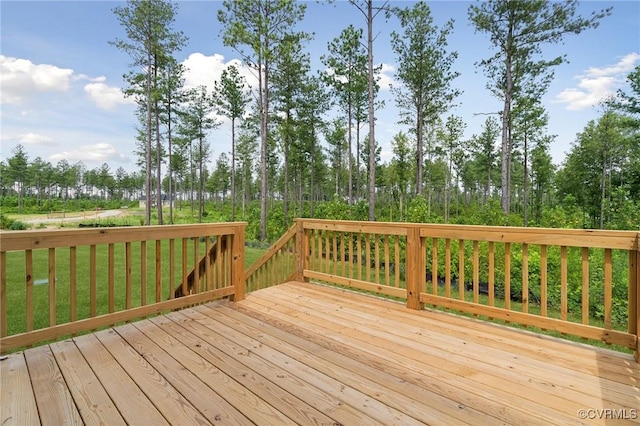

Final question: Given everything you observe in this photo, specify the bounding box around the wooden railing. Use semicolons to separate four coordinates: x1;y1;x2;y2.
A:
292;219;640;360
2;218;637;360
0;223;246;353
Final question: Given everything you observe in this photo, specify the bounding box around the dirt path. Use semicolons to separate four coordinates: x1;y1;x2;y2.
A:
25;210;123;225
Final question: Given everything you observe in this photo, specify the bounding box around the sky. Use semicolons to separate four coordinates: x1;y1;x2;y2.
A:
1;0;639;175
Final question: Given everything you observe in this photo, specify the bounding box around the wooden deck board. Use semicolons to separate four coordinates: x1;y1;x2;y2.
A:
265;283;638;410
2;281;639;425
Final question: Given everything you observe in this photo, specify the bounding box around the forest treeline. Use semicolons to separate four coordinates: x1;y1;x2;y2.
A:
2;0;639;241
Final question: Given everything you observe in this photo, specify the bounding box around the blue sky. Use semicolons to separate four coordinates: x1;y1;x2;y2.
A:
1;0;639;174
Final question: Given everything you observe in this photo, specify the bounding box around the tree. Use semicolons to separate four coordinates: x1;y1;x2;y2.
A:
210;153;231;201
321;25;368;204
295;75;330;217
511;96;552;225
557;112;627;228
349;0;390;220
608;65;640;125
469;0;611;213
7;145;29;213
236;122;259;217
158;58;187;224
271;32;311;225
111;0;186;225
438;115;465;222
324;119;349;198
213;64;251;221
178;86;219;222
218;0;307;240
391;1;460;197
390;132;412;220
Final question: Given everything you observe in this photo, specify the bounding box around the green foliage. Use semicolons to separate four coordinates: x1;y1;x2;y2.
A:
0;213;27;230
407;195;440;224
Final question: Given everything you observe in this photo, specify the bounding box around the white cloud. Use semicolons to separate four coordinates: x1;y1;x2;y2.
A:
378;63;395;91
321;62;395;91
20;132;53;145
50;143;129;164
84;80;134;110
0;132;54;146
182;53;256;92
555;52;640;111
0;55;74;104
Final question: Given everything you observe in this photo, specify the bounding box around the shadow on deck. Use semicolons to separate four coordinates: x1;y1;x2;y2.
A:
2;281;639;425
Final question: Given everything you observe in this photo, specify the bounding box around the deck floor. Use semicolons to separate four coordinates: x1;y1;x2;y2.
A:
2;281;639;425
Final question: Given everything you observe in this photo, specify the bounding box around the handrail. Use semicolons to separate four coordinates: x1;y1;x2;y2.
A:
293;219;639;360
0;222;246;353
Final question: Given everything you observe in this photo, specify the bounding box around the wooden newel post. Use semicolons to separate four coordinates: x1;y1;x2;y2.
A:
231;223;246;301
406;226;423;310
295;220;308;282
634;233;640;362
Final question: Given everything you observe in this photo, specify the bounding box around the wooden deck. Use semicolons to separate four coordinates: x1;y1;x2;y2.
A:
2;281;639;425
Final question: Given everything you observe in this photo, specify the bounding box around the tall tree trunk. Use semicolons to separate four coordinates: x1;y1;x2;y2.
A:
523;130;529;227
259;61;269;240
415;102;423;196
231;117;236;221
155;95;163;225
168;108;173;224
366;0;375;221
145;51;153;226
348;96;354;205
501;23;514;214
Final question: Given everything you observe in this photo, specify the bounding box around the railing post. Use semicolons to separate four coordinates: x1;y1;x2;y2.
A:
633;233;640;362
295;220;308;282
406;225;423;310
231;224;246;301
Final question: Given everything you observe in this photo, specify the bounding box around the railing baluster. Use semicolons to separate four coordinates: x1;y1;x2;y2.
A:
70;247;77;322
364;234;370;282
488;242;495;307
141;240;147;305
581;247;589;325
90;245;97;317
26;250;34;331
349;232;354;279
108;244;115;314
125;242;132;310
357;233;362;281
193;238;199;294
155;240;162;303
458;240;465;301
333;231;338;276
324;231;330;274
561;246;568;321
384;235;390;287
395;237;400;288
473;241;479;304
604;248;612;329
169;239;175;299
504;243;511;311
522;243;528;313
49;247;56;326
374;234;380;284
181;239;187;296
541;245;548;317
431;239;438;295
445;239;451;298
0;251;5;337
